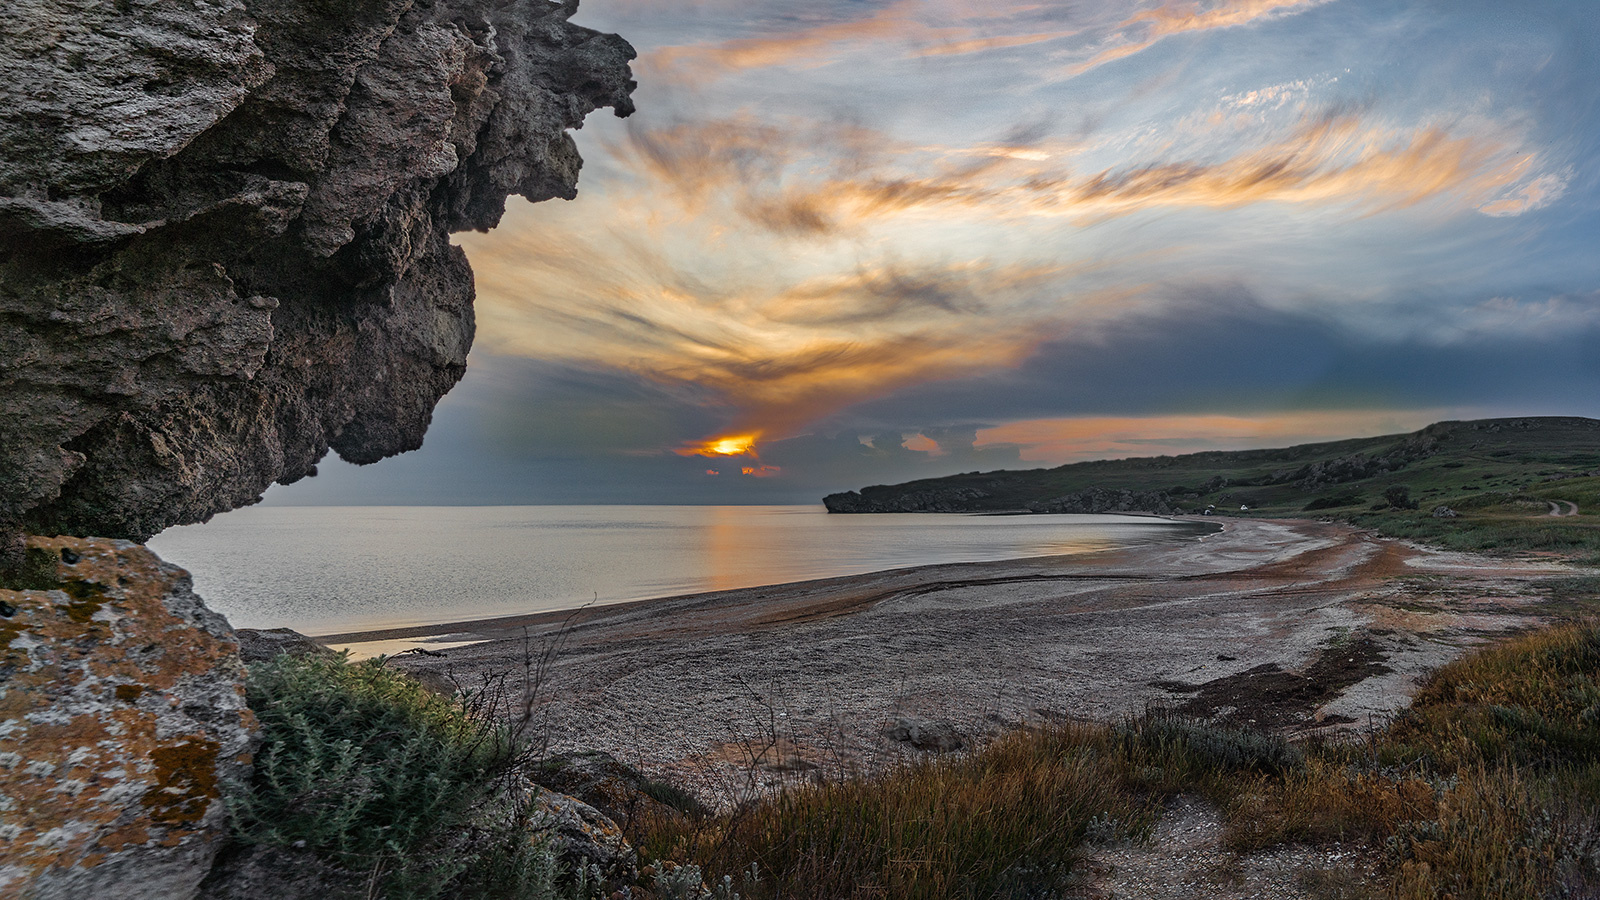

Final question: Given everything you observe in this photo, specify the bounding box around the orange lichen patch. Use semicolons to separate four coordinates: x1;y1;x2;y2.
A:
144;739;223;827
58;580;107;624
0;536;252;886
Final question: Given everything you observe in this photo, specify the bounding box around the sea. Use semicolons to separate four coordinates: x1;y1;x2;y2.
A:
147;505;1209;636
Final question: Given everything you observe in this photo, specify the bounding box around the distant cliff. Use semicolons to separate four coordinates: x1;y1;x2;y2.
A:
824;417;1600;516
0;0;635;551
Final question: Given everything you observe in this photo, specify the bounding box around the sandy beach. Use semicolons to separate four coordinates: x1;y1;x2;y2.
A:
366;517;1574;791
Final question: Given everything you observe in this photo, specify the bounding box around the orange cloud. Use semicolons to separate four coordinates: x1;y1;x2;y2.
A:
464;98;1546;454
622;110;1536;238
977;409;1458;465
642;1;1088;82
1070;0;1332;75
644;0;931;78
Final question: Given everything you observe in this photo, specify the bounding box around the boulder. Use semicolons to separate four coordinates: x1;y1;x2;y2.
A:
537;749;703;826
530;785;638;885
885;716;965;752
0;537;254;900
234;628;335;664
196;844;361;900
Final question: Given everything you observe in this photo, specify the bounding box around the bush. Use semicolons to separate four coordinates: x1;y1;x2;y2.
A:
233;653;573;900
1384;485;1419;510
1304;492;1365;511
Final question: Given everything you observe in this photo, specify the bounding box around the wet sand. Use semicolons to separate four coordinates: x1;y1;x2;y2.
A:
370;517;1576;789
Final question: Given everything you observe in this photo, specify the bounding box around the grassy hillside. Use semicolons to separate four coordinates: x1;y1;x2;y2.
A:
824;416;1600;557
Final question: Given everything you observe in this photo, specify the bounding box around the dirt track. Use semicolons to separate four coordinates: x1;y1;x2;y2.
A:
382;518;1574;789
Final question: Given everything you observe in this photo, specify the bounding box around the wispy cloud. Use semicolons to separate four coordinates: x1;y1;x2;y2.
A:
1478;170;1571;217
641;0;1084;82
463;208;1093;439
642;0;1333;85
619;108;1547;238
1068;0;1333;75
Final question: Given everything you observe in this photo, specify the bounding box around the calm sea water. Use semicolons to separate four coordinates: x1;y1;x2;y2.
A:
148;505;1207;635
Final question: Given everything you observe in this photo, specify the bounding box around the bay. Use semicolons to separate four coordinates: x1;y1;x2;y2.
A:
148;505;1208;635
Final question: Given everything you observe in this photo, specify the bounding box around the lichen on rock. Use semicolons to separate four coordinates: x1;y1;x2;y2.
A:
0;536;255;899
0;0;636;549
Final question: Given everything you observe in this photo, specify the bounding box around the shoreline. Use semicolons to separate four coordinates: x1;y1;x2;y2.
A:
312;515;1220;647
378;517;1579;782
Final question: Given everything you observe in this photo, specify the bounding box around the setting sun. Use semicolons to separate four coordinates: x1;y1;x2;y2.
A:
680;434;760;457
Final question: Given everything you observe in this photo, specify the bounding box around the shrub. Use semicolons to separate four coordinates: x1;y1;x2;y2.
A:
1304;492;1365;511
1118;711;1303;777
232;653;572;900
1384;485;1419;510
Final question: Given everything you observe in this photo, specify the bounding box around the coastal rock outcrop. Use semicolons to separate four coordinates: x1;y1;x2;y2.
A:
0;0;635;551
0;537;254;899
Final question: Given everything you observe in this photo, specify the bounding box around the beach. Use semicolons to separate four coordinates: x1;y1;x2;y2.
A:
370;517;1569;789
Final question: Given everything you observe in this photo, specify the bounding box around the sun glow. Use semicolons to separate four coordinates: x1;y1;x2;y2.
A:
679;433;761;457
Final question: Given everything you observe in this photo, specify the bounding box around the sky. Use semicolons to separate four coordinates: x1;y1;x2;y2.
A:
272;0;1600;506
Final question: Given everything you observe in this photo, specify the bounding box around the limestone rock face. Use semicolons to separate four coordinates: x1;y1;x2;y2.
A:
0;0;636;546
0;536;254;900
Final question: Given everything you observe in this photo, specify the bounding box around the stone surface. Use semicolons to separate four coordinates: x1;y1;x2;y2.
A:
885;716;965;752
196;843;362;900
234;627;334;665
530;785;638;885
536;749;700;827
0;0;636;547
0;536;255;899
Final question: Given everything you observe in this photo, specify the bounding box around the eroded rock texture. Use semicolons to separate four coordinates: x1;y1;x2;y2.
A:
0;537;254;899
0;0;635;546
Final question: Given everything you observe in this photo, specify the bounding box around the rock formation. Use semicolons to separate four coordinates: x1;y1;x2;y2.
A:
0;537;255;898
0;2;635;894
0;0;636;554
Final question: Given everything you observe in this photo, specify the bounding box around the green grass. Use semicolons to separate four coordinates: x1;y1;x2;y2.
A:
630;622;1600;900
233;654;582;900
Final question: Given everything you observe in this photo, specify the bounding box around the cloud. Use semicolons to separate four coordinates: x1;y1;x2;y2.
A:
462;92;1570;461
1068;0;1333;76
644;0;930;78
613;107;1547;242
641;0;1333;86
463;205;1090;442
1478;170;1571;216
640;0;1090;83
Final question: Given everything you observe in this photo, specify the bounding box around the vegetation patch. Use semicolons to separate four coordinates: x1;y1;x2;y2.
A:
231;653;580;900
1164;635;1392;729
631;621;1600;899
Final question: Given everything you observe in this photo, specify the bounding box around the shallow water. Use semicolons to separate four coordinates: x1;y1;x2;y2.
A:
148;505;1208;635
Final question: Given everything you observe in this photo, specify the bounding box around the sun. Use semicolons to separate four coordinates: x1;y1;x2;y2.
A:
676;433;762;458
707;435;756;455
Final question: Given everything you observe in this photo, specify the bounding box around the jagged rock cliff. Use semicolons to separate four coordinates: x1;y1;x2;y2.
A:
0;0;635;552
